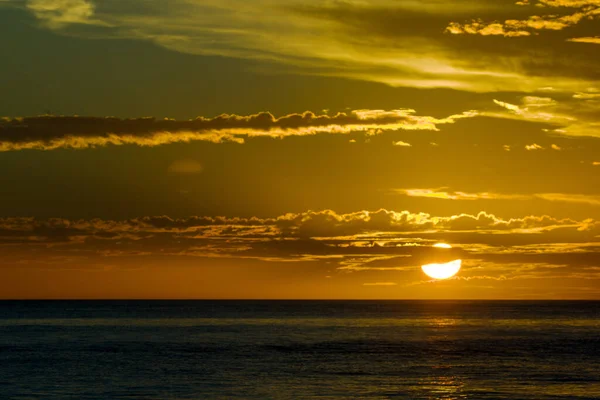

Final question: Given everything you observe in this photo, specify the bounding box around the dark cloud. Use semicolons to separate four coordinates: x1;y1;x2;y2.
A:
0;109;475;151
1;209;598;274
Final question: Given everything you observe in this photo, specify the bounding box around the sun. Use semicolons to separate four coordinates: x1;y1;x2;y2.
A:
421;243;461;280
421;259;462;280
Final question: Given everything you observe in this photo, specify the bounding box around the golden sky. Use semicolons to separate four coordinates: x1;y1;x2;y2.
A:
1;0;600;298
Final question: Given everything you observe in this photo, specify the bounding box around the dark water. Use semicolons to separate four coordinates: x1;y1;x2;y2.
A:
0;301;599;399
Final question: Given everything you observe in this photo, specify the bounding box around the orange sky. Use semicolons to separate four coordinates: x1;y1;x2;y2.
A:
1;0;600;298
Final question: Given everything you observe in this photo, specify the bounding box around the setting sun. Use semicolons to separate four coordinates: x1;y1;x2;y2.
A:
1;0;598;398
421;259;462;280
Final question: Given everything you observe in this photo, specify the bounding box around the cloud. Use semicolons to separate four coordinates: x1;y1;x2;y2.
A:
0;109;477;151
573;91;600;99
26;0;108;28
0;209;587;246
445;20;531;37
567;36;600;44
446;0;599;37
396;188;600;206
493;100;521;112
6;0;597;94
488;97;600;138
392;140;412;147
525;143;544;150
3;208;600;291
396;188;530;201
363;282;397;286
535;193;600;206
446;14;586;37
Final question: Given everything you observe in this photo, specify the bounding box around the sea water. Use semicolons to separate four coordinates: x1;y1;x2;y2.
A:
0;300;598;399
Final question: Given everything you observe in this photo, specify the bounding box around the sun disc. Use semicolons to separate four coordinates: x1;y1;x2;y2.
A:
421;259;462;280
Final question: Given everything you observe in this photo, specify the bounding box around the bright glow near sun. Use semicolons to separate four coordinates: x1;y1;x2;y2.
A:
421;259;462;280
433;243;452;249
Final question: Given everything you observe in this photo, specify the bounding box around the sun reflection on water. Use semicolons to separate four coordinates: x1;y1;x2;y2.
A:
429;318;458;327
417;375;467;400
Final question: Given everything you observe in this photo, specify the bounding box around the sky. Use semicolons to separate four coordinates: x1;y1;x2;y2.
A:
1;0;600;299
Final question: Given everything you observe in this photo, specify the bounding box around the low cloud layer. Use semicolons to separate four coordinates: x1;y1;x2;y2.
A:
1;208;598;265
1;208;599;296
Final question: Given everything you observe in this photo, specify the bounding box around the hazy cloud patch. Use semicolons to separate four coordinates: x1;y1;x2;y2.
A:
168;159;203;174
26;0;108;28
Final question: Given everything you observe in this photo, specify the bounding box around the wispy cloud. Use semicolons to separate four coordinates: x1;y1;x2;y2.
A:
535;193;600;206
567;36;600;44
573;91;600;99
488;96;600;138
396;188;529;201
363;282;397;286
6;0;597;93
396;188;600;206
0;109;477;151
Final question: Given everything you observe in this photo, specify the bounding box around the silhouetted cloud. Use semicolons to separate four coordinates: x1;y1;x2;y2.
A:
0;208;595;255
0;109;477;151
2;207;600;295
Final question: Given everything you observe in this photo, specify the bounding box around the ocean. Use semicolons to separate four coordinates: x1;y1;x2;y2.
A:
0;300;598;399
